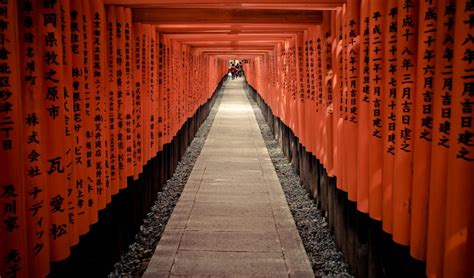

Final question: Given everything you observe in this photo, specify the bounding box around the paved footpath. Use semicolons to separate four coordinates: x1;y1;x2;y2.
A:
144;79;313;277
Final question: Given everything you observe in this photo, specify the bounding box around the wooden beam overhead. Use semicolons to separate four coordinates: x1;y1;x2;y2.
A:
184;42;292;48
200;50;267;53
153;23;318;35
106;0;344;3
164;33;296;40
154;23;316;29
192;46;275;51
133;8;322;24
105;0;345;10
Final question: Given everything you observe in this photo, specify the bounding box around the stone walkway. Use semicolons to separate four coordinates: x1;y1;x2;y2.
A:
143;79;313;277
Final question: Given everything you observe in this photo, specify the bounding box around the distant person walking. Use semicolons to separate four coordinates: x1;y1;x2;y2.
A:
236;62;243;78
229;64;238;79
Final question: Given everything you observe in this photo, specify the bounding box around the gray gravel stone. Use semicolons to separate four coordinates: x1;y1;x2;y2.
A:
246;93;352;278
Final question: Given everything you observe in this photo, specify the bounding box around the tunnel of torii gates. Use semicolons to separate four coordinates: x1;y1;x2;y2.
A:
0;0;473;277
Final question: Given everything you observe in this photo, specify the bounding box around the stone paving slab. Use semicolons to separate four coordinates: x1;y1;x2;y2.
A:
144;79;313;277
189;201;273;217
185;214;276;232
179;230;281;252
198;183;268;193
170;250;288;277
193;192;271;203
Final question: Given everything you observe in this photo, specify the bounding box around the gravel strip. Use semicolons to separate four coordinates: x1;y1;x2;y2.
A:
246;93;351;277
109;86;224;278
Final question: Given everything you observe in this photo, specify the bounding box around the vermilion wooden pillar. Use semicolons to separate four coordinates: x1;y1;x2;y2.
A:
426;0;455;276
